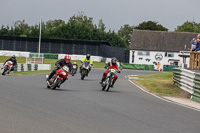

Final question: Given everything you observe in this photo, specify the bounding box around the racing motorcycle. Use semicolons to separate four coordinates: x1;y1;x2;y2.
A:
46;65;69;90
2;61;13;75
101;68;119;92
80;61;90;80
71;64;78;76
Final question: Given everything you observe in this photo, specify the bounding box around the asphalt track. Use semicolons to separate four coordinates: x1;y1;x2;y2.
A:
0;69;200;133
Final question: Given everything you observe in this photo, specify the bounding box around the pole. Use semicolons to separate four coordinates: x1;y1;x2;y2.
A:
38;17;42;57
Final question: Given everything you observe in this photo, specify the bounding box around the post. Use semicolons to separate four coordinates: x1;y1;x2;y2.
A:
38;17;42;57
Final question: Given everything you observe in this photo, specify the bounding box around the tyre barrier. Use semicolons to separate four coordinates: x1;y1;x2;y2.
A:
173;68;200;103
0;63;51;72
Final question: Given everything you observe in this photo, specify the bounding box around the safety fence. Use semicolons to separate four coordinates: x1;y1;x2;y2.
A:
0;36;129;63
0;63;51;72
120;62;154;71
173;68;200;103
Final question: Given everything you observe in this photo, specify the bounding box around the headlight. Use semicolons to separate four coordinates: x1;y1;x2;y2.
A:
62;72;66;75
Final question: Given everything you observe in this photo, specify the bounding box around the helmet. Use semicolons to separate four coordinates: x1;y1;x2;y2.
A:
86;54;90;60
64;55;71;63
73;62;77;65
12;55;16;59
111;57;117;65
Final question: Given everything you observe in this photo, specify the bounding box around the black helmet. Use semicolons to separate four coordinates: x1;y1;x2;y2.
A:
111;57;117;65
12;55;16;59
86;54;90;60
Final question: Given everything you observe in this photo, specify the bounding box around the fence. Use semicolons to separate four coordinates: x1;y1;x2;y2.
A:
0;36;129;63
189;52;200;69
173;68;200;103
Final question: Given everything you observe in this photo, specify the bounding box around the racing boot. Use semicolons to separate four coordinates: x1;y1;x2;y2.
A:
99;78;105;85
110;81;115;88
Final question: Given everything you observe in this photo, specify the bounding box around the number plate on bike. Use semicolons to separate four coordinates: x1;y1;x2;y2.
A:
111;69;116;72
63;66;69;72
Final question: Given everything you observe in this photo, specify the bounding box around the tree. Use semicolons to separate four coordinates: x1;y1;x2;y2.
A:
118;24;134;46
175;21;200;33
98;19;106;32
134;21;168;31
13;19;29;37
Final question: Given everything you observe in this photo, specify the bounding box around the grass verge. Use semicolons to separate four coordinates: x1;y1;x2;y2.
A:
12;70;51;75
131;72;186;97
0;56;105;68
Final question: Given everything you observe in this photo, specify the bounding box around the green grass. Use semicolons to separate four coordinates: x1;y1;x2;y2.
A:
0;56;26;64
133;72;183;96
0;56;105;69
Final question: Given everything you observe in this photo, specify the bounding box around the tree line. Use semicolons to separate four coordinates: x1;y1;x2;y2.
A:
0;13;198;48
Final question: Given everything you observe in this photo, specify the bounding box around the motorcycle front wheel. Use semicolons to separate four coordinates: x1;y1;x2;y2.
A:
81;70;86;80
51;78;61;90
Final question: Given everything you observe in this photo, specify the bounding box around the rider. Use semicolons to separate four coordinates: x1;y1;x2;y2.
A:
104;57;118;69
47;55;73;85
3;55;17;72
73;62;78;70
80;54;93;73
100;57;120;87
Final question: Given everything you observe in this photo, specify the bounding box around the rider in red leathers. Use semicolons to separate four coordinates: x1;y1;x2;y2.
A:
100;57;120;87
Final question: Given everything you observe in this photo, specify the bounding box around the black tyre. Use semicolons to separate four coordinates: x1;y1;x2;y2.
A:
51;78;61;90
2;69;6;75
81;70;85;80
106;78;112;92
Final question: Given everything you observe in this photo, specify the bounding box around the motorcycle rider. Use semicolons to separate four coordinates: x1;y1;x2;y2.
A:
80;54;93;73
100;57;120;87
104;57;118;69
73;62;78;71
47;55;73;85
3;55;17;72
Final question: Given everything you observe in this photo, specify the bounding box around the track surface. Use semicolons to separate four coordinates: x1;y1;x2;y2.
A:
0;69;200;133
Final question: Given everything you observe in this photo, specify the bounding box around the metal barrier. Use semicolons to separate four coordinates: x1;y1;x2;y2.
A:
173;68;200;103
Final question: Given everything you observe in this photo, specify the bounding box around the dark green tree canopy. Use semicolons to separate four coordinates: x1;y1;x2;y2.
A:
134;21;168;31
0;13;128;48
175;21;200;33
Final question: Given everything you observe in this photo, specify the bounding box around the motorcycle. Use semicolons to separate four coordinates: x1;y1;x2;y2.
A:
2;61;13;75
80;61;90;80
101;68;119;92
71;64;78;76
46;65;69;90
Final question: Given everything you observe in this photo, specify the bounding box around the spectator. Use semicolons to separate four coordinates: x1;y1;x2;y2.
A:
157;62;160;71
197;34;200;39
189;38;197;52
195;39;200;51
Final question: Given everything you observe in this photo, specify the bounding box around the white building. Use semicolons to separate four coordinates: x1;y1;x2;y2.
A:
129;30;197;70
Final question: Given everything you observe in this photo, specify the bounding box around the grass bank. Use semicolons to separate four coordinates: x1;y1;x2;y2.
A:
131;72;184;97
0;56;106;68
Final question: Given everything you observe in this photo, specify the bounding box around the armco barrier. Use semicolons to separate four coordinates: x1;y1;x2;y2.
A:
0;63;51;72
120;62;154;71
173;68;200;103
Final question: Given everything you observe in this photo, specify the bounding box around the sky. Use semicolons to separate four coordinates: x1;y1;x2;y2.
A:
0;0;199;31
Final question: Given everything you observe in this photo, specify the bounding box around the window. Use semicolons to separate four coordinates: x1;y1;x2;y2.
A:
137;51;150;56
165;52;174;57
132;51;135;63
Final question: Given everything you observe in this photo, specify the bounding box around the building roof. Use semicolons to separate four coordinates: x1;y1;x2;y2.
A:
130;30;198;52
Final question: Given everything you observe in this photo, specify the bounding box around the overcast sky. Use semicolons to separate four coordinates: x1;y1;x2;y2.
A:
0;0;199;31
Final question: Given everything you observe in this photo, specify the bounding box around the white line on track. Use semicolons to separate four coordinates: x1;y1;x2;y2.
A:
125;75;200;112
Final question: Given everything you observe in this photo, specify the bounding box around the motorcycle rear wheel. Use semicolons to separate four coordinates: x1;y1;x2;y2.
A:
51;78;61;90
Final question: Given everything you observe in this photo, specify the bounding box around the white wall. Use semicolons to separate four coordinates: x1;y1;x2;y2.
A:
0;50;30;57
129;50;189;70
58;54;103;62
